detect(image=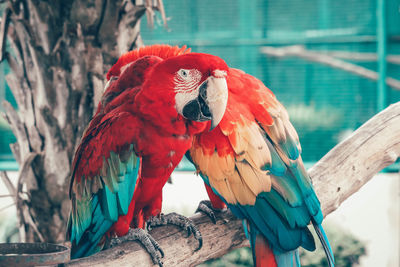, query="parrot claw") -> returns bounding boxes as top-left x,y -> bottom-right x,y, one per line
196,200 -> 218,224
147,212 -> 203,251
108,228 -> 164,266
